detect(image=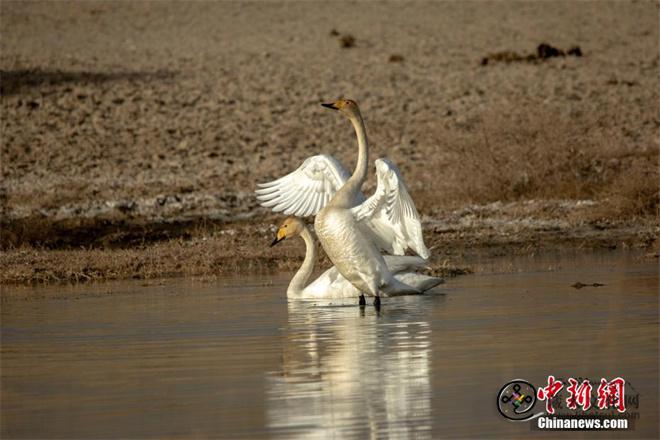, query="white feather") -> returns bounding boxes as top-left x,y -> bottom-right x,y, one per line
256,155 -> 430,259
